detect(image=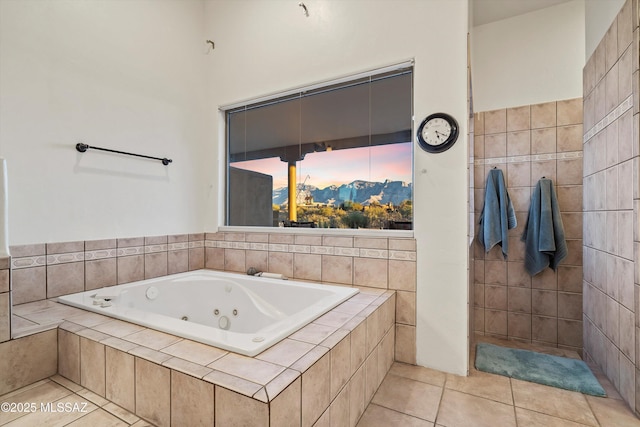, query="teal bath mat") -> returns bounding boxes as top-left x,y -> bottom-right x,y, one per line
475,343 -> 606,397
